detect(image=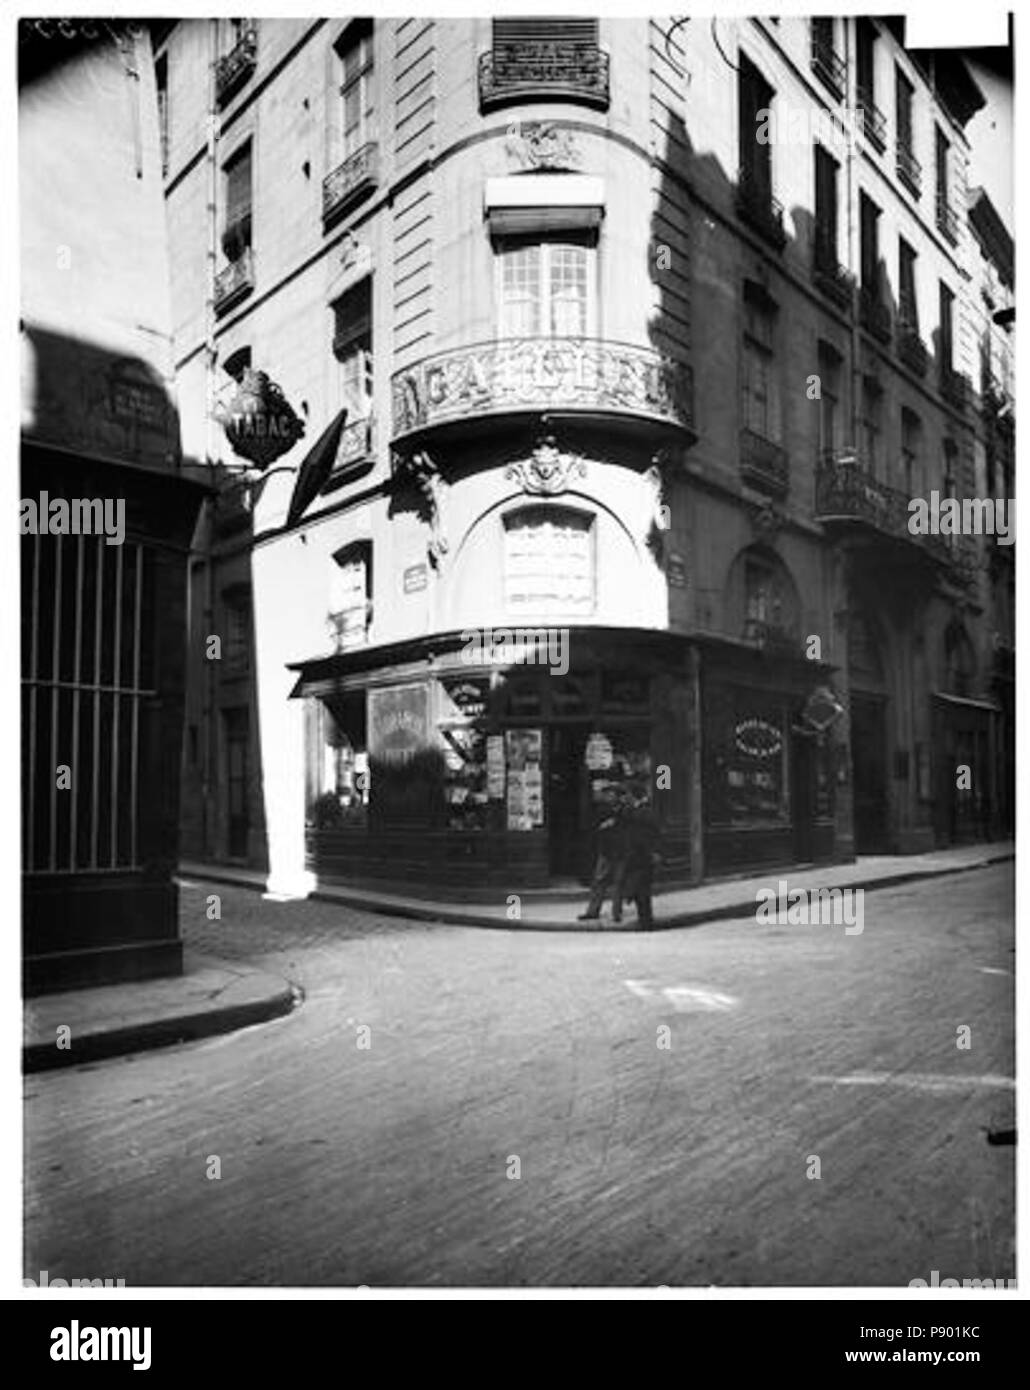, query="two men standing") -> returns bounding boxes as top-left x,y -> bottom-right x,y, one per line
578,783 -> 659,928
